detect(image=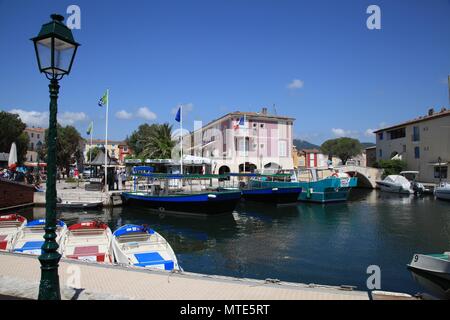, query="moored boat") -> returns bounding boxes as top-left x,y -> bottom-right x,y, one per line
241,186 -> 302,204
249,169 -> 357,203
0,214 -> 27,251
61,220 -> 113,263
122,190 -> 242,215
376,175 -> 413,194
56,200 -> 103,210
11,219 -> 67,255
408,252 -> 450,281
112,224 -> 179,271
435,182 -> 450,200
